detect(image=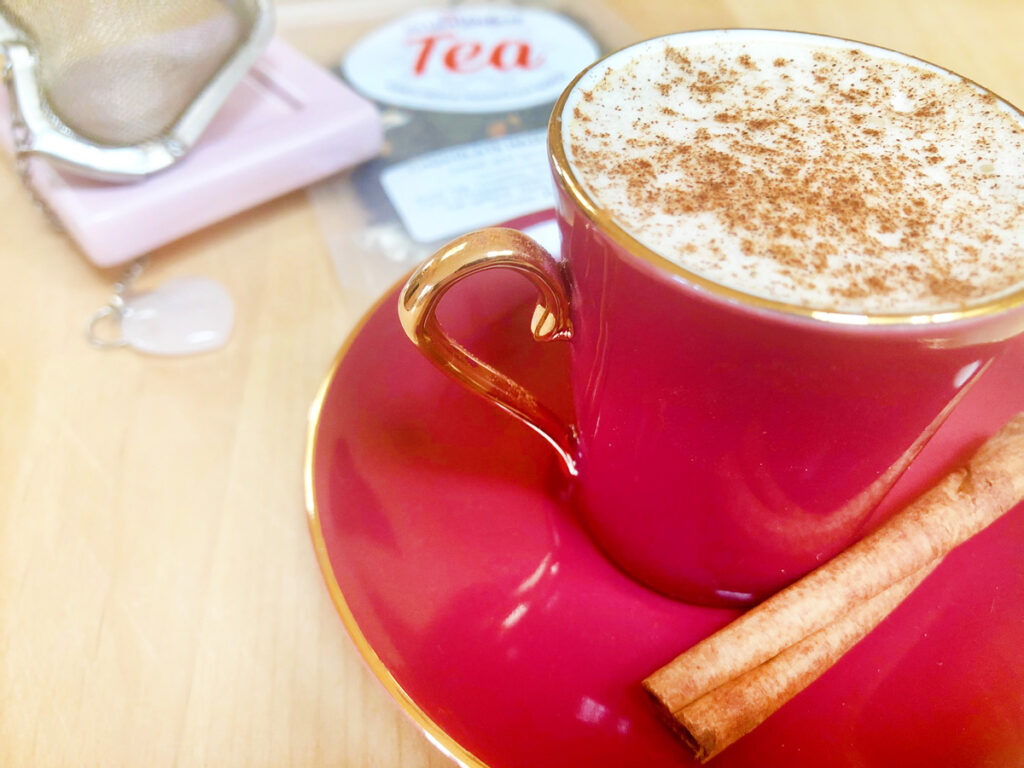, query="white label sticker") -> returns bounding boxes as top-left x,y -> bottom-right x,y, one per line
343,6 -> 600,113
379,129 -> 553,243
